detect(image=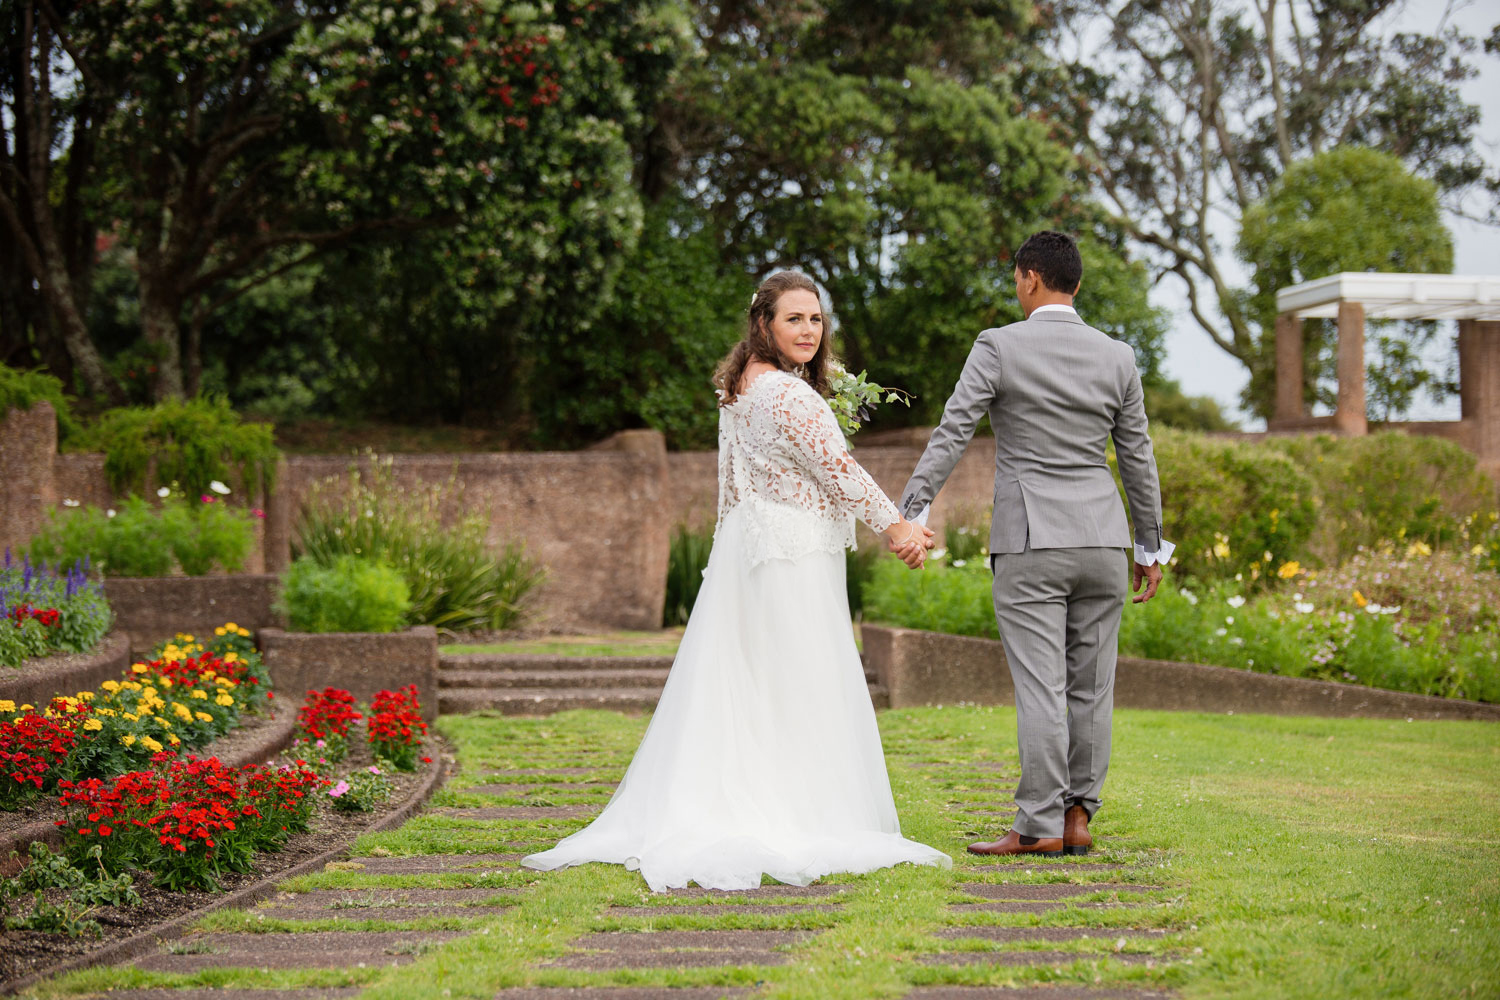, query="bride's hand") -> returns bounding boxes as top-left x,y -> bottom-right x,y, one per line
885,519 -> 934,569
